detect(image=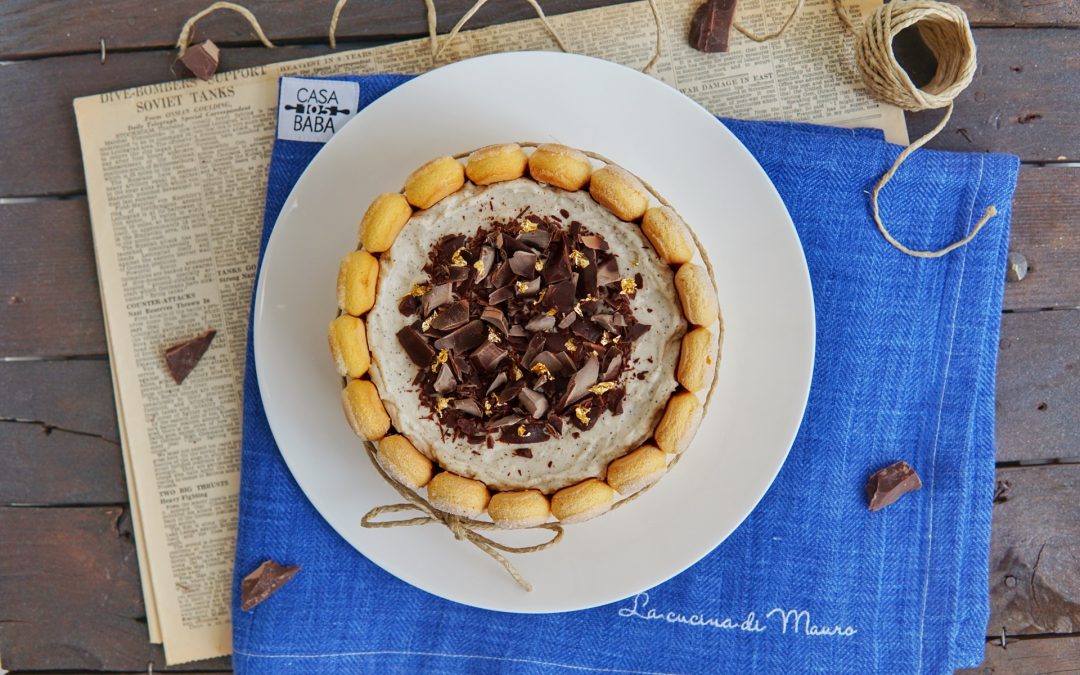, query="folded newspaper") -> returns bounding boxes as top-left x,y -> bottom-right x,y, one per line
73,0 -> 904,663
